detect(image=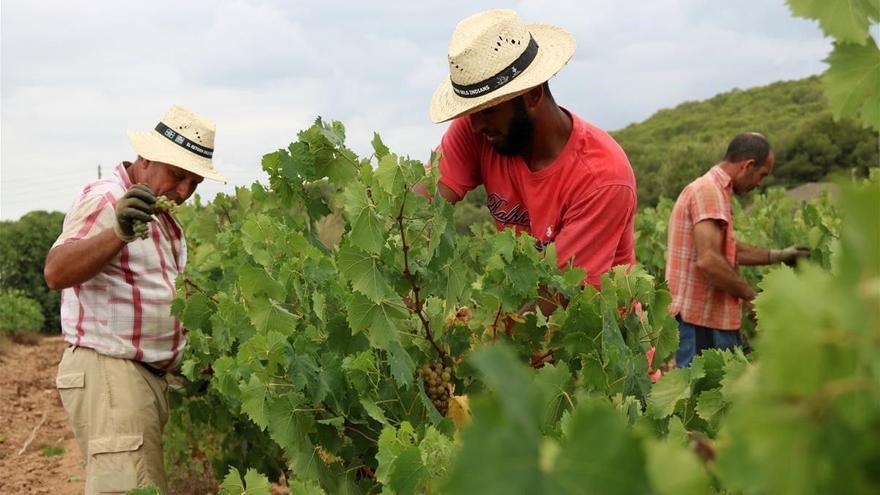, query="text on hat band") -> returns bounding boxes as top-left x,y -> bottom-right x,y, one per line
451,35 -> 539,99
155,122 -> 214,159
